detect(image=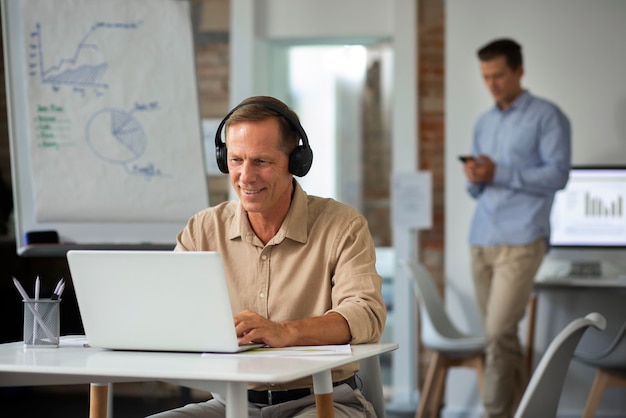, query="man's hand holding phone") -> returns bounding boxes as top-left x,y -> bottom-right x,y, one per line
460,154 -> 495,183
